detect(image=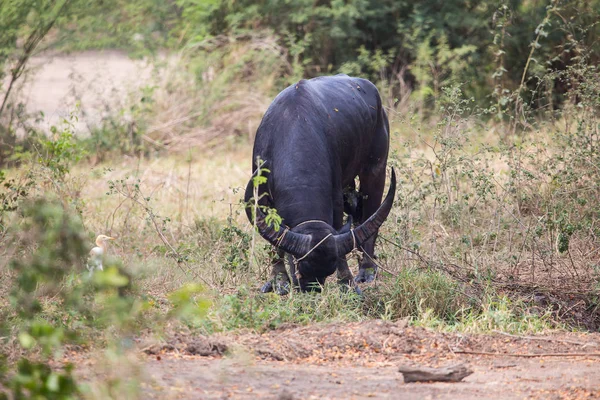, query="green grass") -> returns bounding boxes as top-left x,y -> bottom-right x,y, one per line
190,267 -> 558,335
200,284 -> 365,333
